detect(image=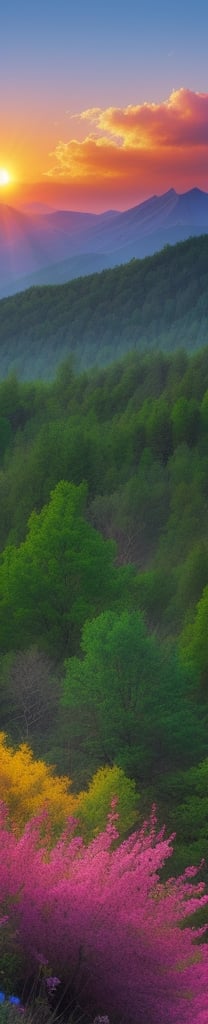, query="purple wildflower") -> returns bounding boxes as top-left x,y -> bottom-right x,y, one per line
46,977 -> 61,993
